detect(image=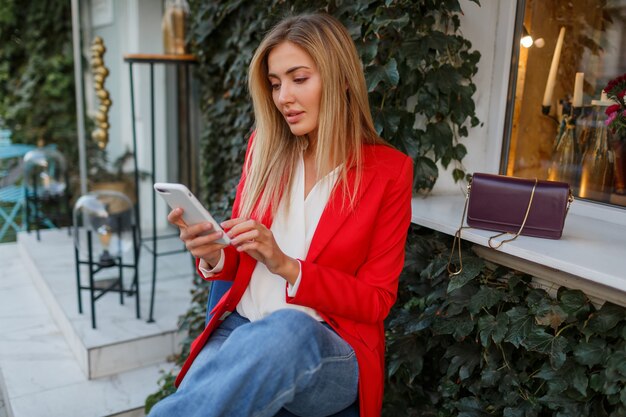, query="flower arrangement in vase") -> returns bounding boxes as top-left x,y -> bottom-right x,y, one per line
604,73 -> 626,195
